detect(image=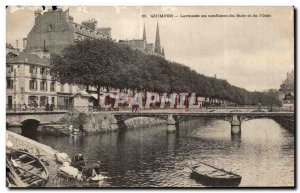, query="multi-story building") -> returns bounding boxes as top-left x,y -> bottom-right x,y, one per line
279,70 -> 294,111
25,8 -> 111,53
7,8 -> 169,110
6,8 -> 112,110
6,50 -> 80,110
